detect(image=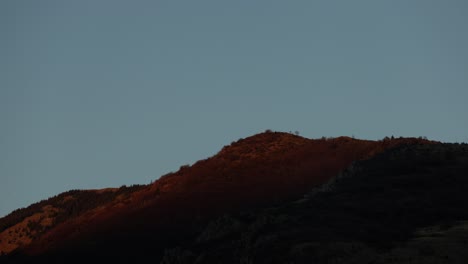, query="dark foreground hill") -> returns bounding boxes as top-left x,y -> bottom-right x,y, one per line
159,142 -> 468,264
2,132 -> 467,263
